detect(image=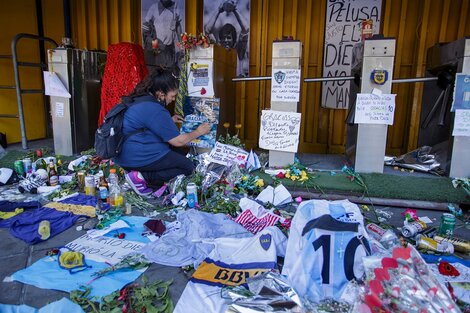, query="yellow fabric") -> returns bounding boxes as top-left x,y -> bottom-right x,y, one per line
0,208 -> 24,219
44,202 -> 96,217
